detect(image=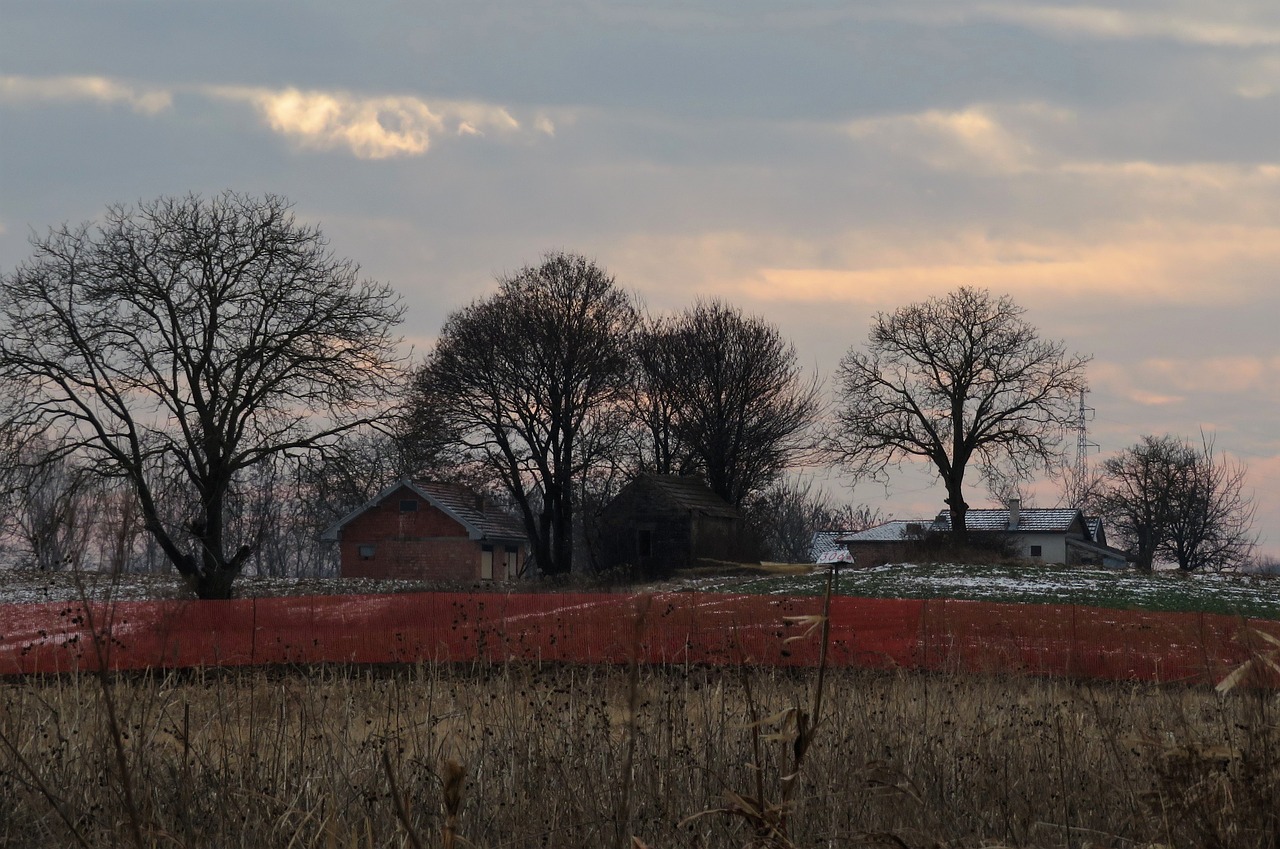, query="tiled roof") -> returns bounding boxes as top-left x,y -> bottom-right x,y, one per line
837,521 -> 932,543
809,531 -> 846,562
411,481 -> 528,541
320,479 -> 528,543
931,508 -> 1084,534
